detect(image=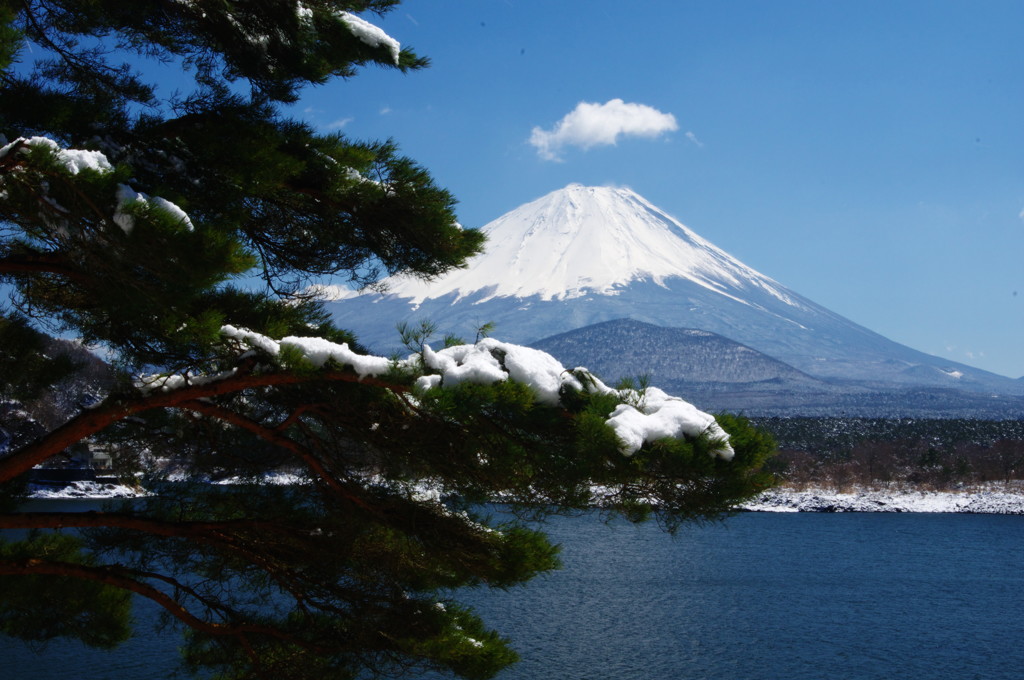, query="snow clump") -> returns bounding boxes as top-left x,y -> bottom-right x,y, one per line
213,327 -> 733,460
338,11 -> 401,64
606,387 -> 732,458
0,136 -> 195,235
418,339 -> 573,406
221,325 -> 390,378
114,184 -> 194,234
415,338 -> 733,460
0,136 -> 113,175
